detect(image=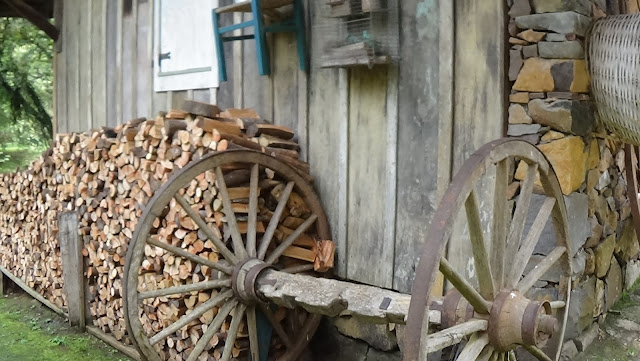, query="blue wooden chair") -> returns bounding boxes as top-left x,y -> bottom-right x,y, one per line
212,0 -> 307,82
